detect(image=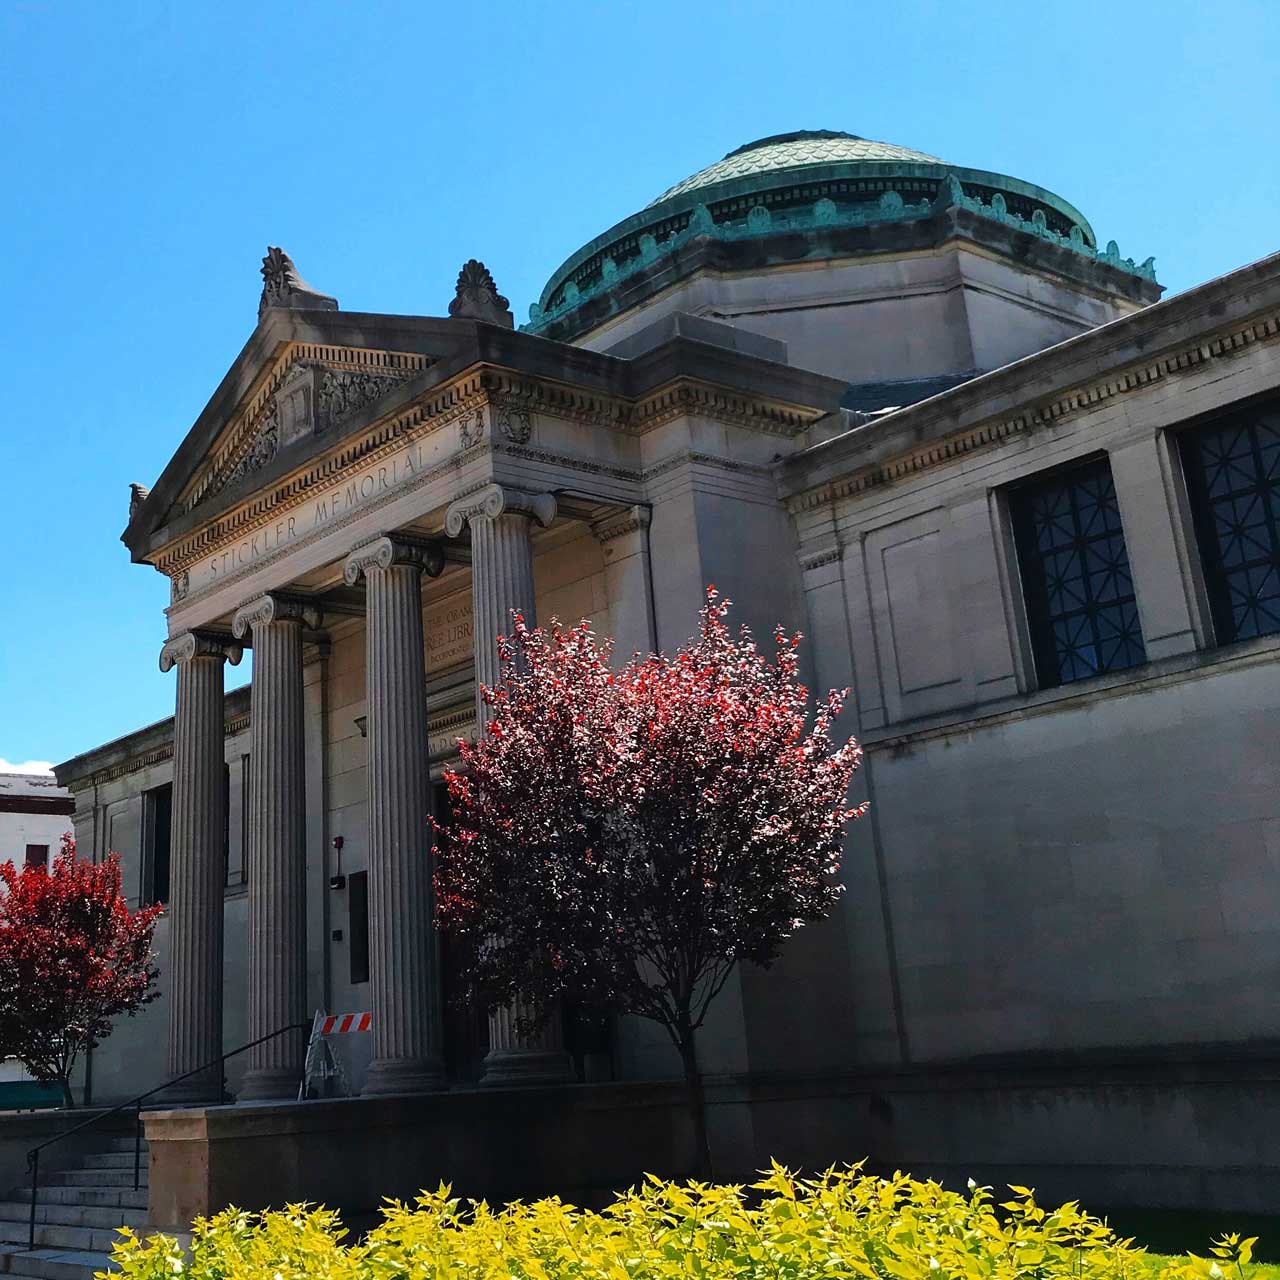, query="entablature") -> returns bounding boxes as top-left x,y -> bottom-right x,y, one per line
127,309 -> 843,622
